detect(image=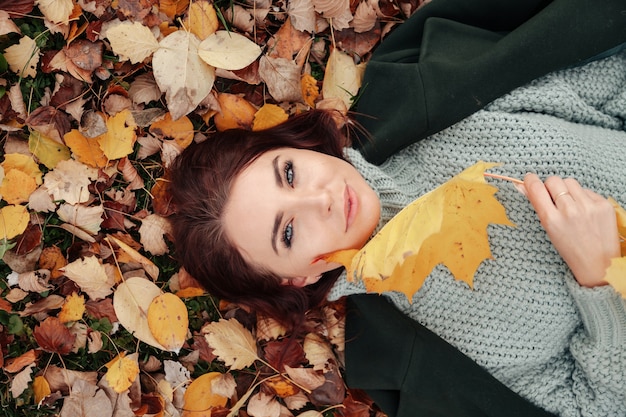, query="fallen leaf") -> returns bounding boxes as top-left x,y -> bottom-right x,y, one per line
0,153 -> 43,204
34,317 -> 76,355
61,256 -> 114,300
284,365 -> 325,391
0,10 -> 21,36
147,292 -> 189,353
59,292 -> 86,323
97,109 -> 137,160
28,130 -> 71,169
4,349 -> 38,373
10,363 -> 35,398
247,392 -> 281,417
301,73 -> 319,108
264,376 -> 299,398
303,333 -> 334,372
4,36 -> 40,78
113,277 -> 166,350
18,269 -> 52,293
198,31 -> 261,71
106,234 -> 159,280
326,162 -> 515,301
153,29 -> 215,120
56,203 -> 104,236
33,375 -> 52,405
182,372 -> 229,416
258,55 -> 302,103
605,257 -> 626,298
118,157 -> 144,190
287,0 -> 316,33
59,378 -> 112,417
352,0 -> 378,33
35,0 -> 74,24
252,103 -> 288,131
105,352 -> 140,393
213,93 -> 256,131
105,20 -> 159,64
0,205 -> 30,240
149,112 -> 194,148
203,318 -> 259,369
186,0 -> 218,40
39,245 -> 67,279
139,214 -> 172,256
322,48 -> 360,110
43,158 -> 97,205
64,129 -> 109,168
